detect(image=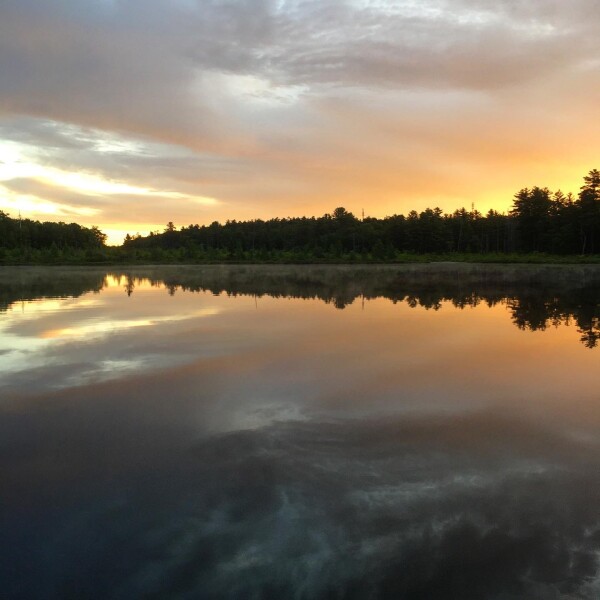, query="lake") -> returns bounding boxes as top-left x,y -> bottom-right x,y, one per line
1,264 -> 600,599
